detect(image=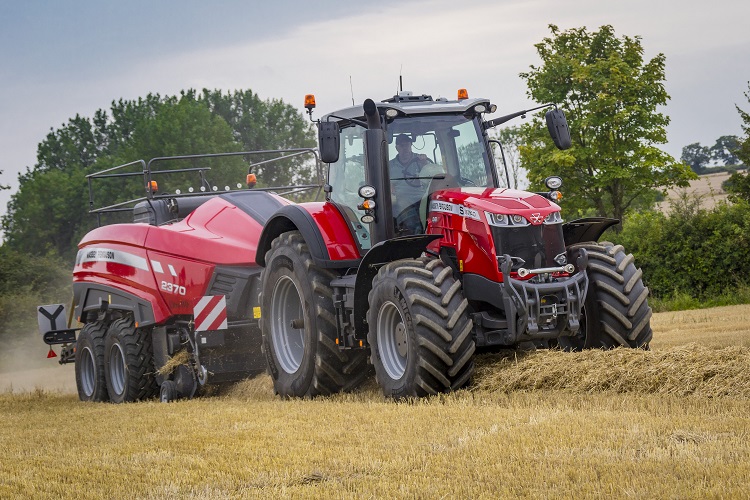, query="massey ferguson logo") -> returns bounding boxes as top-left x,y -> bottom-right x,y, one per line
530,213 -> 544,225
